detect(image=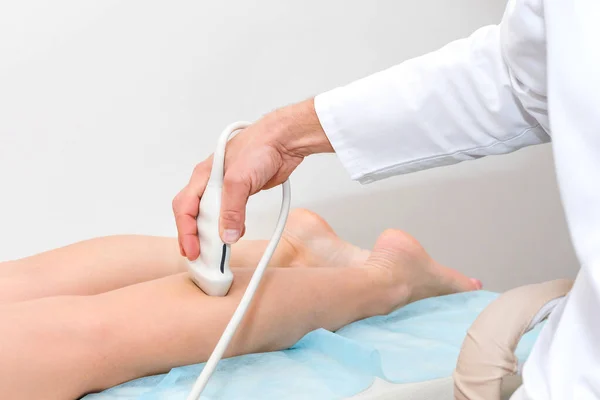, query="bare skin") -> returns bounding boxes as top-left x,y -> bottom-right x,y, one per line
173,99 -> 327,258
0,210 -> 370,304
0,209 -> 480,399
